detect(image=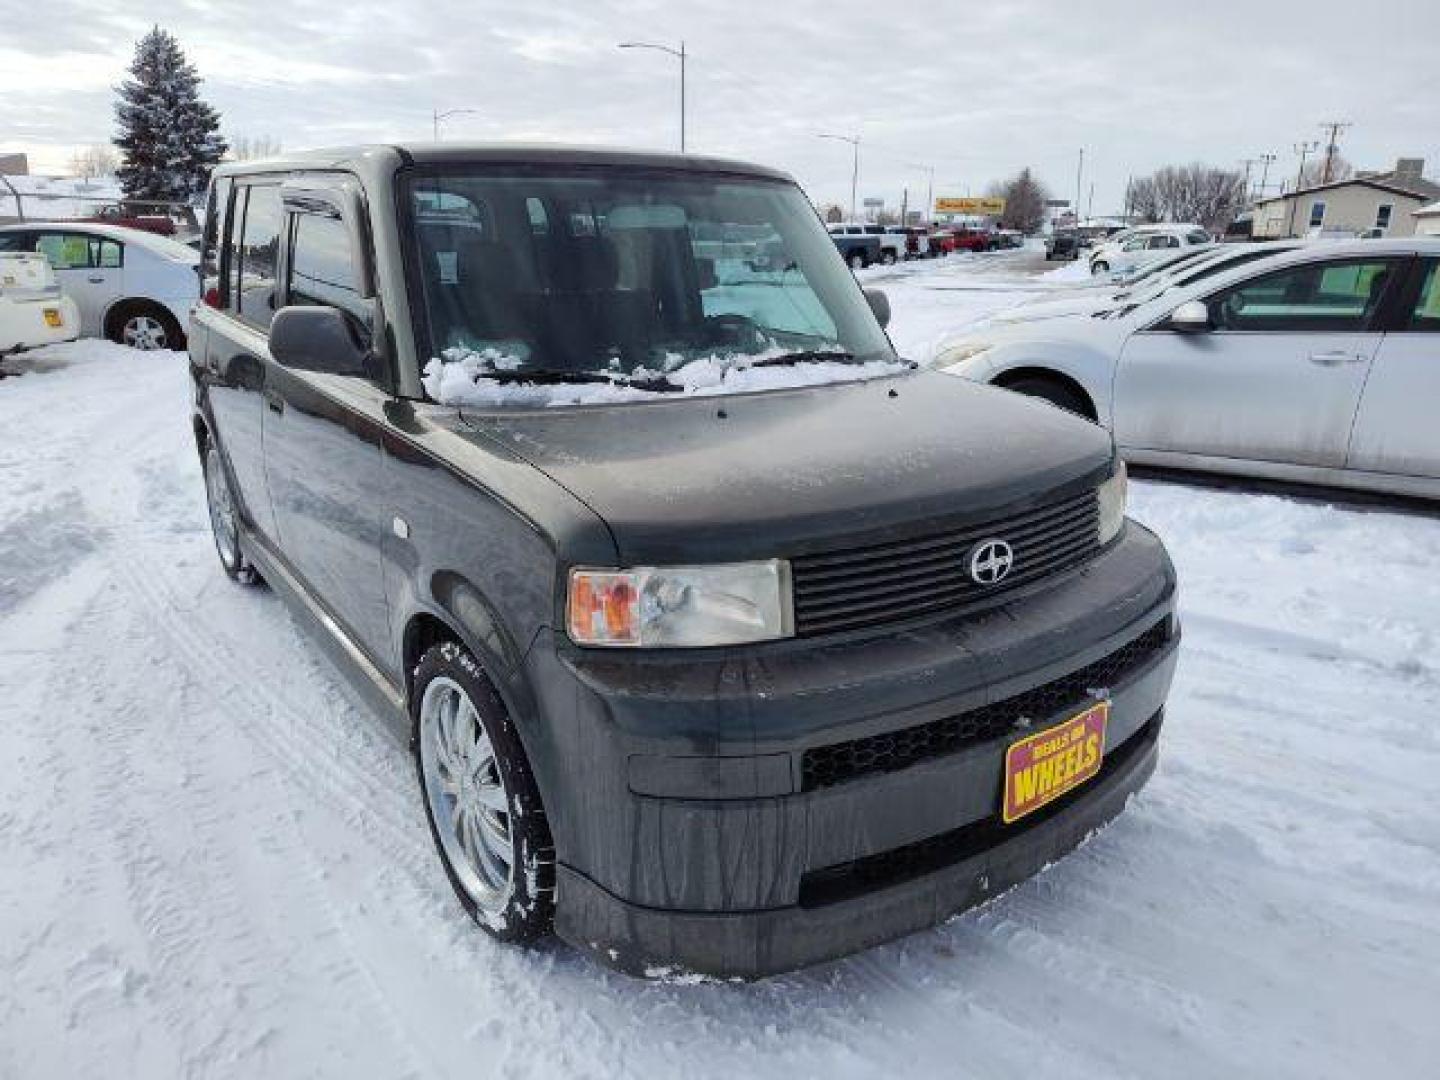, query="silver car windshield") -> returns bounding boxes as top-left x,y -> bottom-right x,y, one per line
402,167 -> 894,380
